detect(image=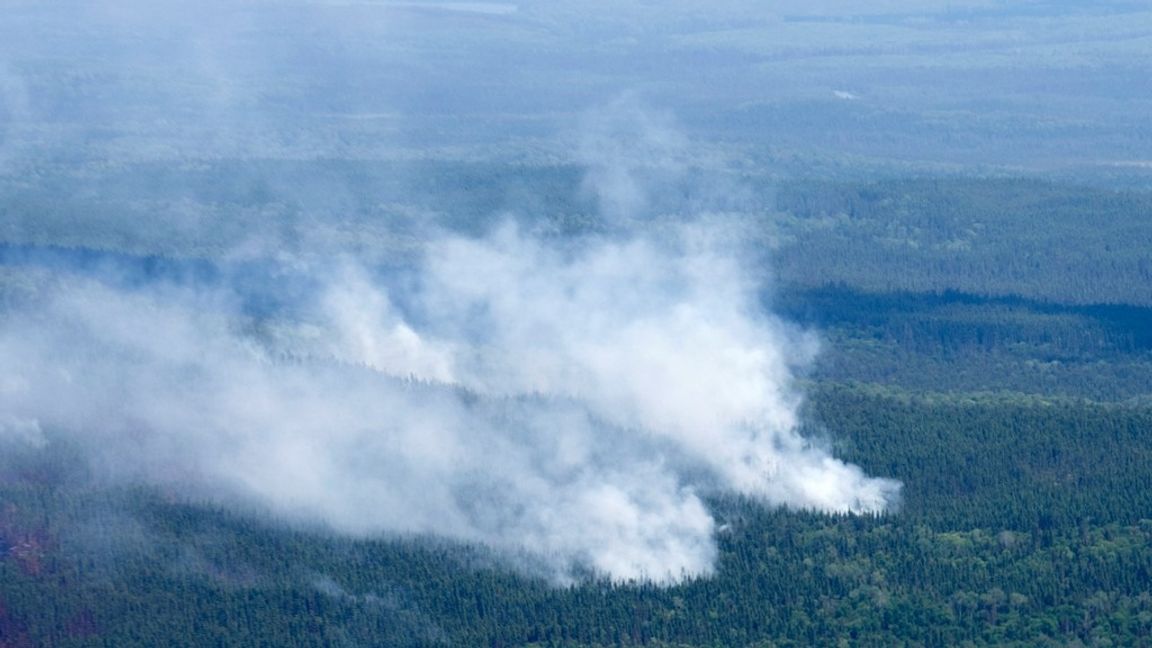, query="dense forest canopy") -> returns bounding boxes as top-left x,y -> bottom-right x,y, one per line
2,0 -> 1152,646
